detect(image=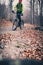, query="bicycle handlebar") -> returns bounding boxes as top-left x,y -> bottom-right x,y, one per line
12,10 -> 23,16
